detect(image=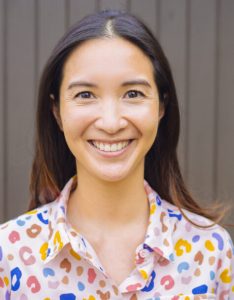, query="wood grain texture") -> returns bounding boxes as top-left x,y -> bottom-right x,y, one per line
69,0 -> 97,26
37,0 -> 66,79
0,0 -> 4,221
0,0 -> 233,241
186,0 -> 217,204
98,0 -> 128,11
5,0 -> 36,220
130,0 -> 159,37
159,0 -> 187,176
217,0 -> 234,235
